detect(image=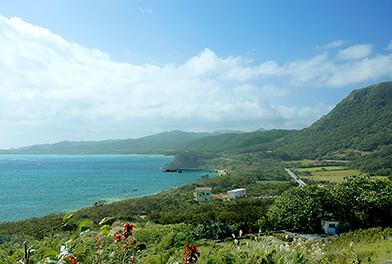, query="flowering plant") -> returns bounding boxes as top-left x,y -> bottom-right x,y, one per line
183,244 -> 200,263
